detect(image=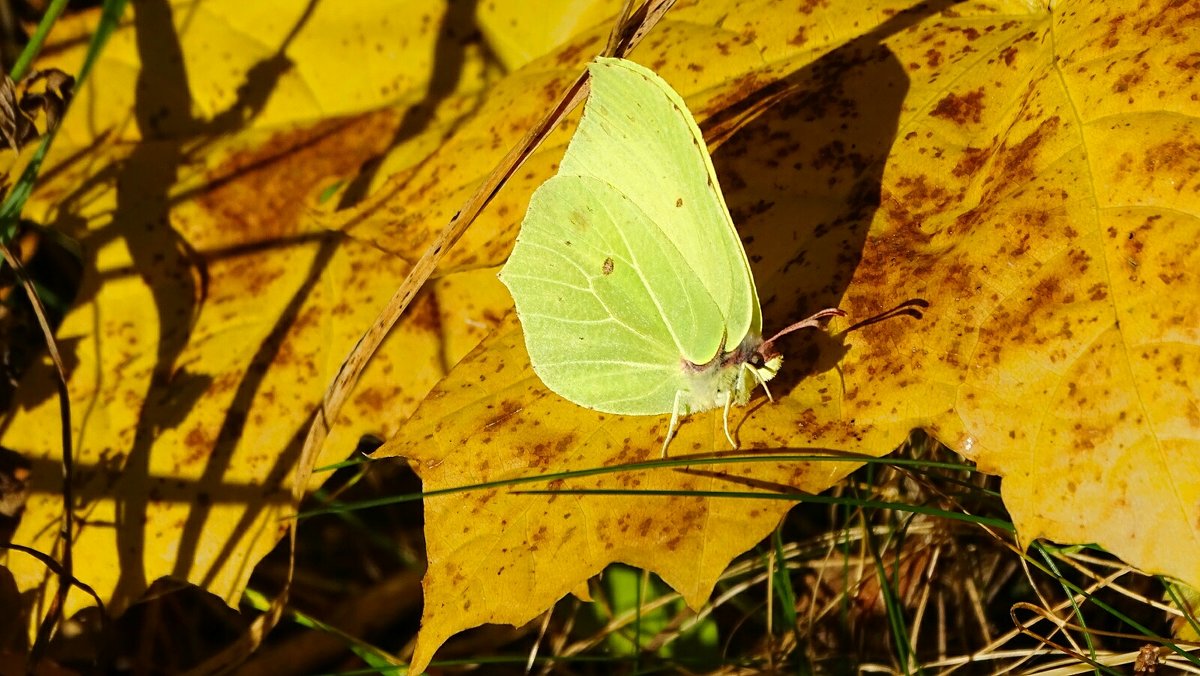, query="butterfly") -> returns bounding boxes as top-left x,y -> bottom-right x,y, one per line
499,57 -> 843,455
